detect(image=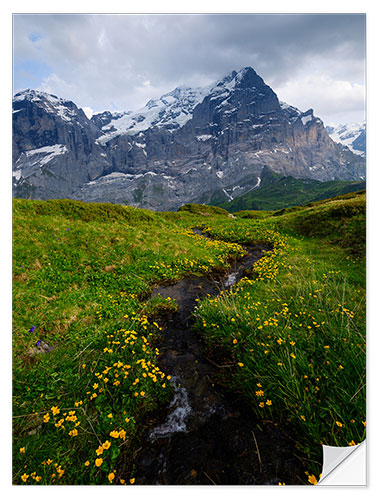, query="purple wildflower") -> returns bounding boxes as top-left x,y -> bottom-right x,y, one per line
28,326 -> 36,333
35,340 -> 41,346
